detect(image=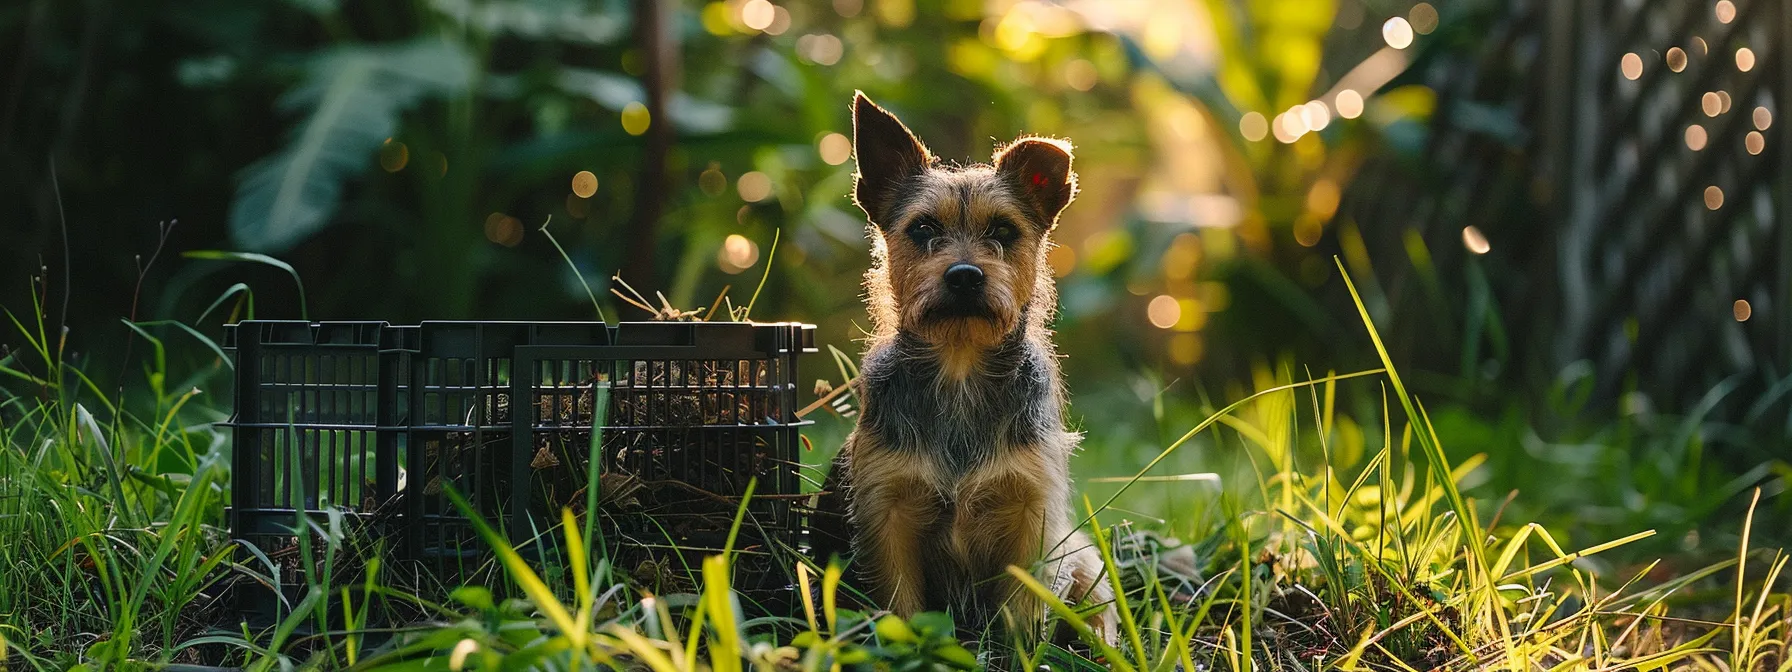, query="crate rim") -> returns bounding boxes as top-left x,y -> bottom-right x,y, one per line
224,319 -> 817,326
223,319 -> 818,352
